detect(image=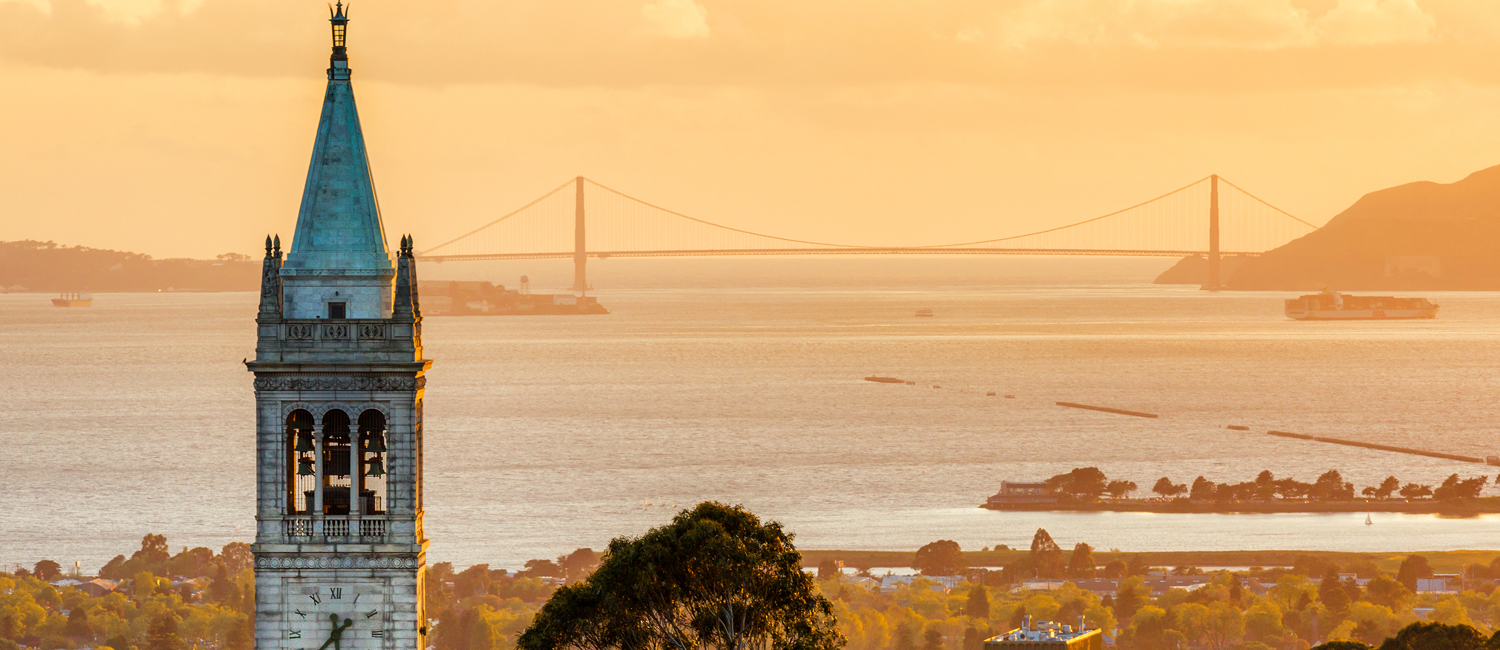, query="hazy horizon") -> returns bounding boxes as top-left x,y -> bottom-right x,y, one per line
6,0 -> 1500,260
